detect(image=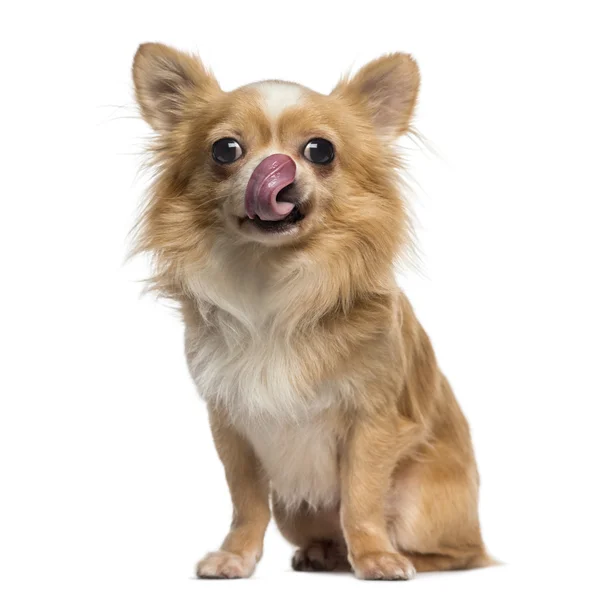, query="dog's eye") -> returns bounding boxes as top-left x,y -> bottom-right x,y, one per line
303,138 -> 334,165
212,138 -> 243,164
